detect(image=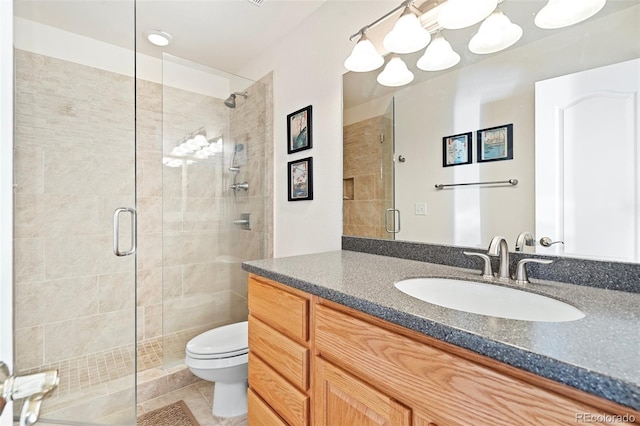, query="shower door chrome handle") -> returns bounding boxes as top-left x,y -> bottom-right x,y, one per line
113,207 -> 136,257
385,208 -> 401,234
